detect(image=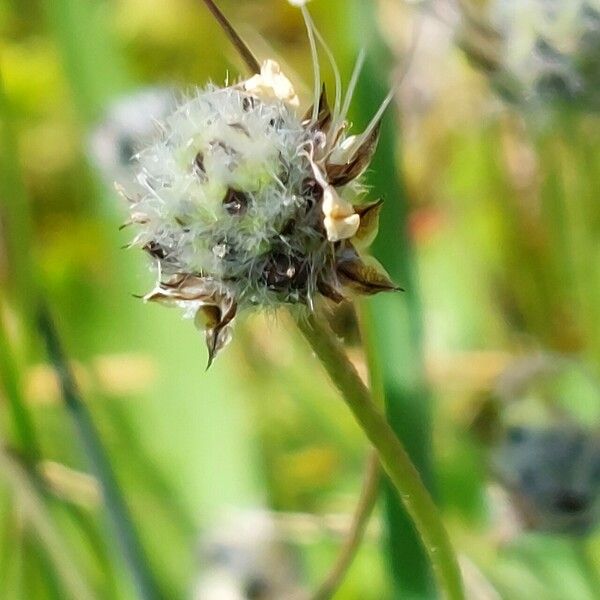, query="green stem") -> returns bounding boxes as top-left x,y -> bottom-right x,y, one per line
0,444 -> 95,600
37,305 -> 161,600
297,314 -> 464,600
311,450 -> 380,600
0,311 -> 41,461
0,70 -> 35,322
0,72 -> 41,461
2,61 -> 159,598
344,1 -> 437,593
